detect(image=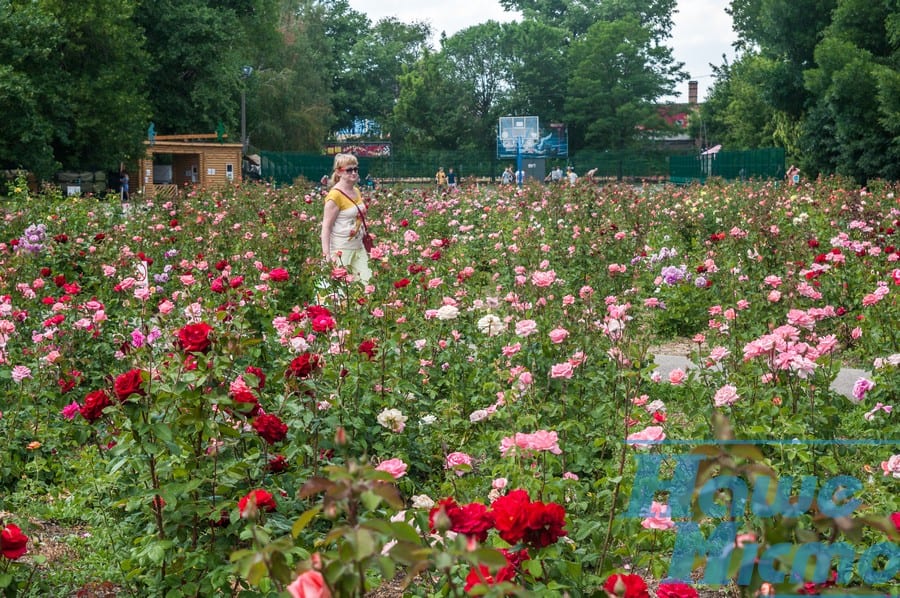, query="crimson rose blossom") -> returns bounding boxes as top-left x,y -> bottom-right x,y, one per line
268,267 -> 290,281
0,523 -> 29,560
252,413 -> 288,444
287,353 -> 321,378
357,339 -> 377,360
463,548 -> 528,592
113,368 -> 146,401
603,573 -> 650,598
656,583 -> 699,598
238,489 -> 277,518
178,322 -> 213,353
490,489 -> 532,544
80,389 -> 112,422
522,501 -> 568,548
